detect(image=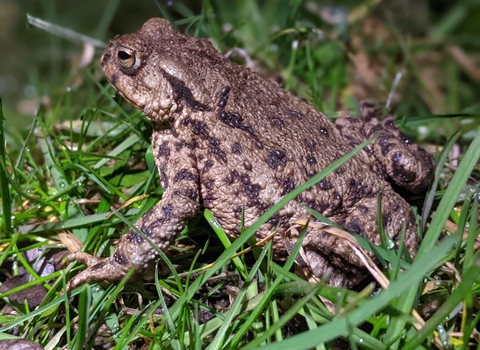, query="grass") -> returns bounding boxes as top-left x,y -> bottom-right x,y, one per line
1,0 -> 480,349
